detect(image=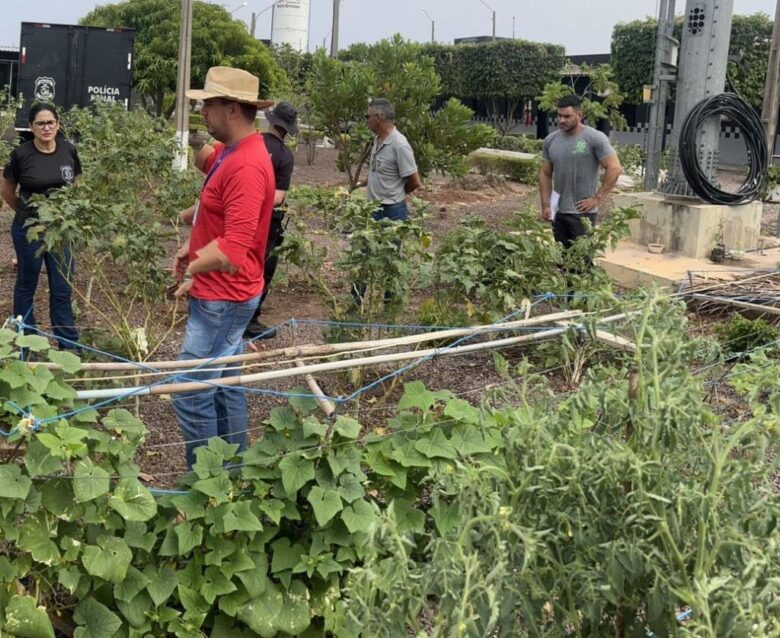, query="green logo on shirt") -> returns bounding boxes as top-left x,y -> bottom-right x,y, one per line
573,140 -> 587,155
